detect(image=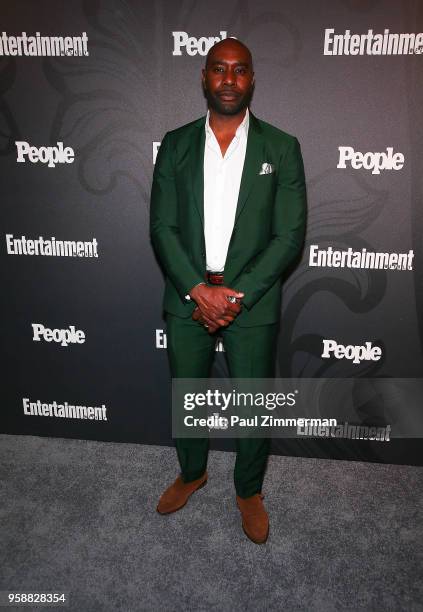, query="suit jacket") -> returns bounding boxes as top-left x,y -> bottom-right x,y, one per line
150,110 -> 307,327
